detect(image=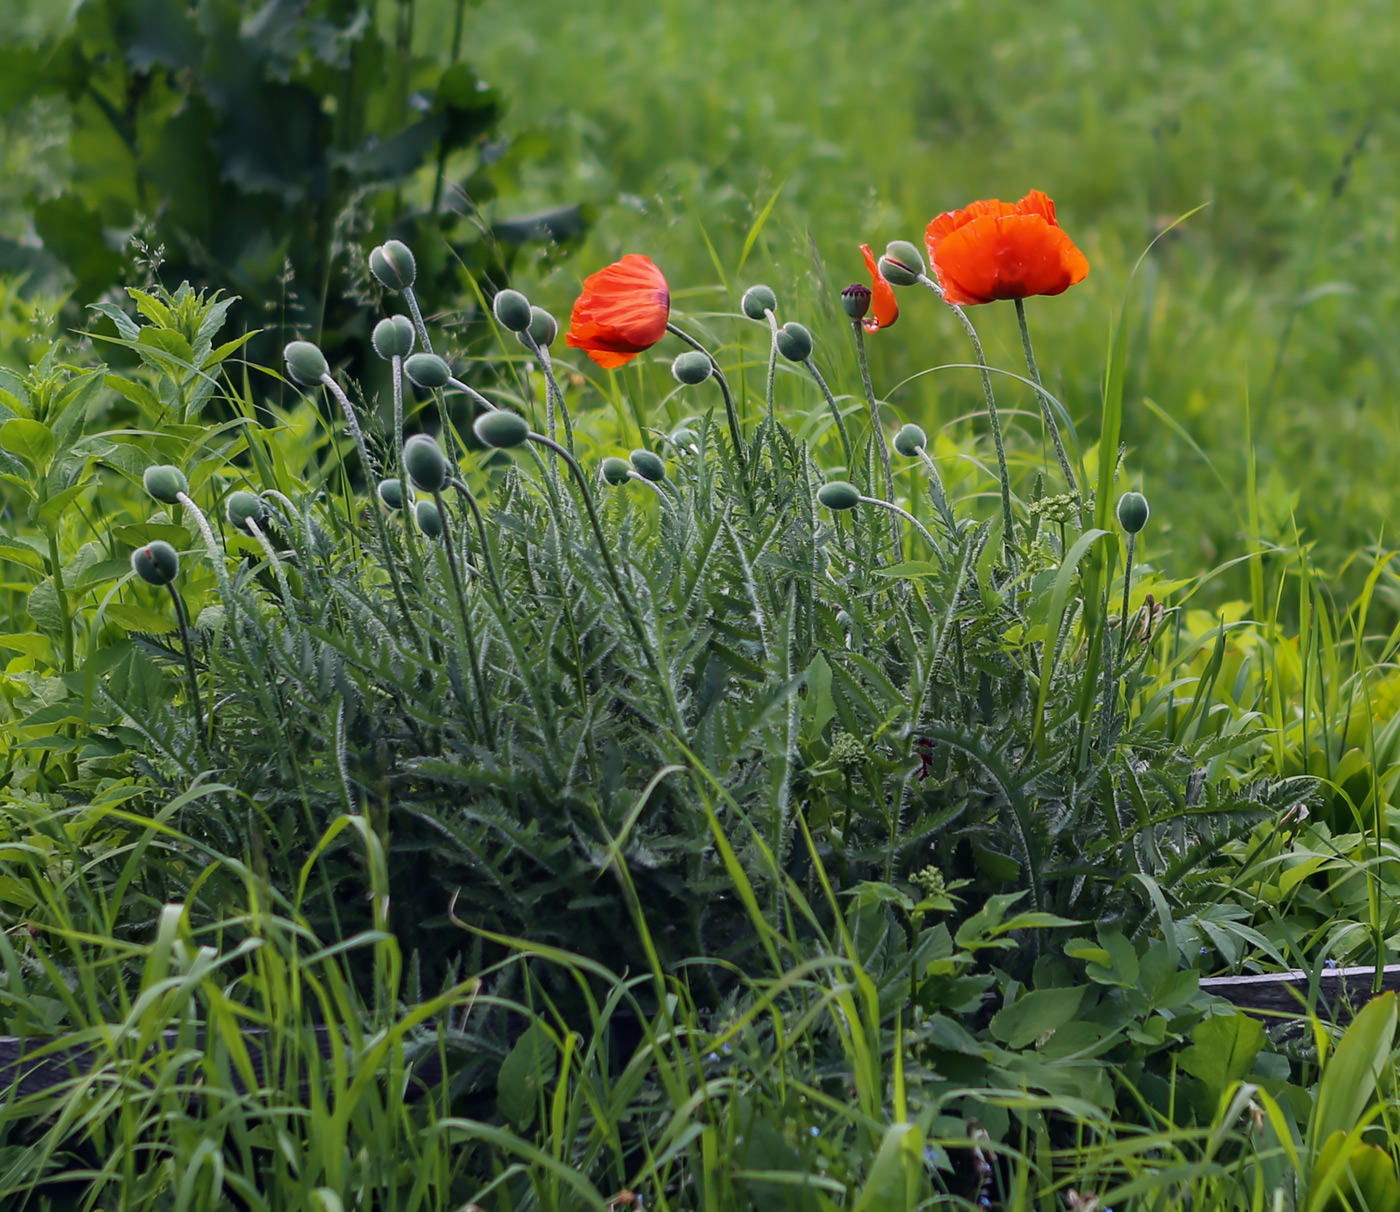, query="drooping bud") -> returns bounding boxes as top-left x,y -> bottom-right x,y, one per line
893,423 -> 927,457
131,540 -> 179,586
527,306 -> 558,348
881,240 -> 925,285
817,480 -> 861,511
775,322 -> 814,362
840,283 -> 872,321
493,289 -> 533,333
377,479 -> 408,510
225,490 -> 266,534
474,410 -> 531,449
403,433 -> 451,493
144,464 -> 189,505
671,351 -> 712,386
369,240 -> 417,291
284,340 -> 329,387
741,284 -> 777,320
670,427 -> 698,450
414,499 -> 444,539
1117,491 -> 1150,535
372,315 -> 416,360
404,353 -> 451,390
629,449 -> 666,482
601,457 -> 632,486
